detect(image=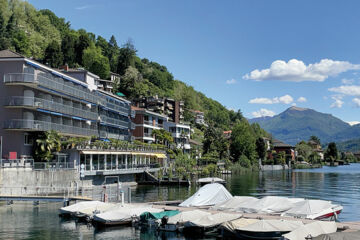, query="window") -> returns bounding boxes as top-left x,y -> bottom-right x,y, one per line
24,133 -> 33,146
